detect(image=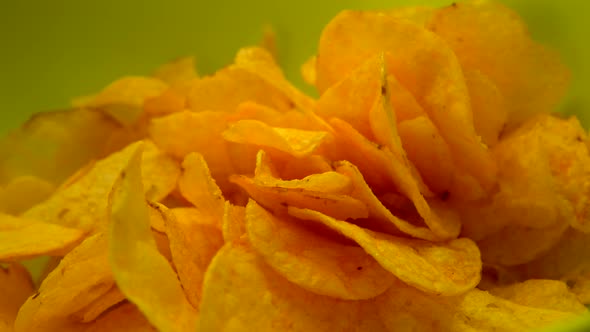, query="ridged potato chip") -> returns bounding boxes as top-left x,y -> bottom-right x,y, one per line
108,143 -> 197,332
427,0 -> 570,126
288,207 -> 481,295
198,240 -> 386,331
246,200 -> 395,300
0,214 -> 84,261
0,263 -> 34,331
